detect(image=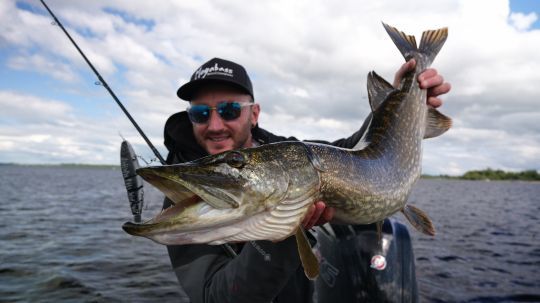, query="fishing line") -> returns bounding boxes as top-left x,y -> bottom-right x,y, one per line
40,0 -> 166,165
136,156 -> 159,166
